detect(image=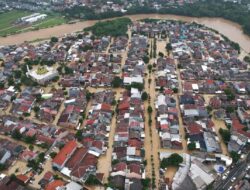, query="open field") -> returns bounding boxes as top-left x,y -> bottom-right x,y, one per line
0,10 -> 67,37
